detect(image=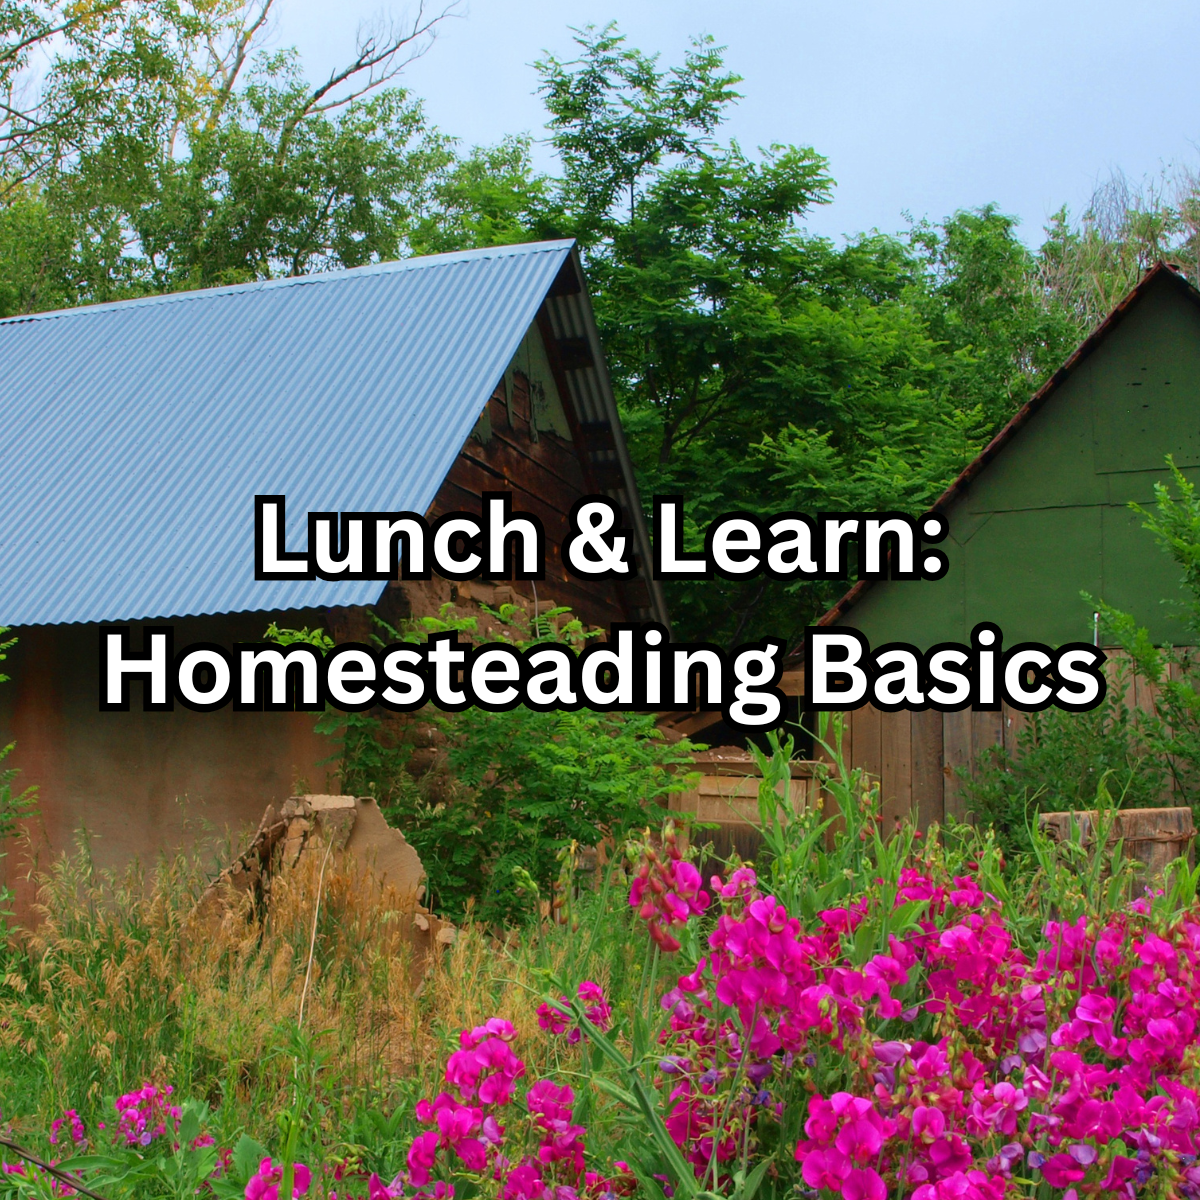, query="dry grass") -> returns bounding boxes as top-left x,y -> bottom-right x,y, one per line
0,833 -> 638,1150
